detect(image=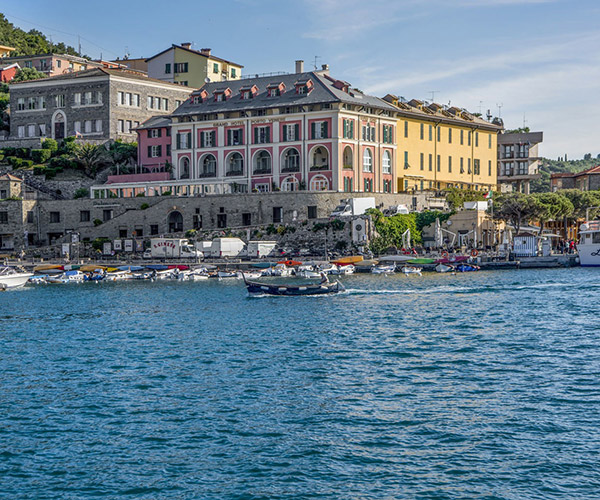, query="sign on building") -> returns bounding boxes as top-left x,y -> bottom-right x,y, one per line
124,240 -> 134,252
103,242 -> 112,255
113,239 -> 122,251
